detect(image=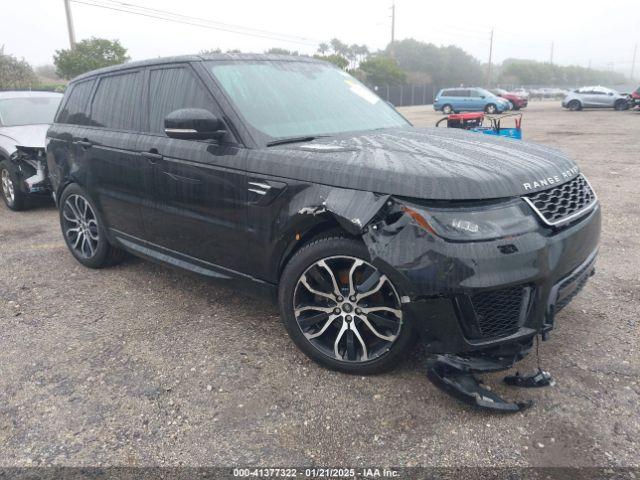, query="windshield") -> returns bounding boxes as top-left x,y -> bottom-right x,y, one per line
0,96 -> 62,126
207,60 -> 409,141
